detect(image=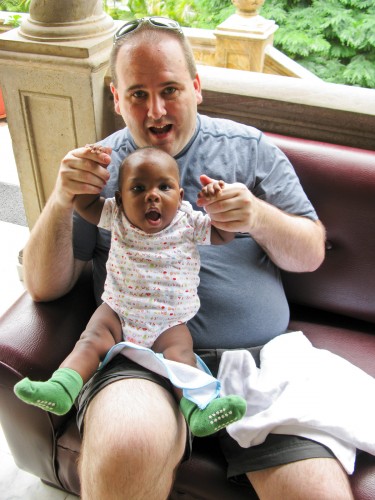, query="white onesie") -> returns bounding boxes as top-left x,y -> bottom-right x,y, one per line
98,199 -> 211,347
